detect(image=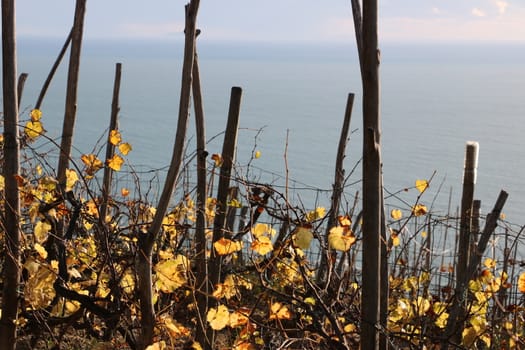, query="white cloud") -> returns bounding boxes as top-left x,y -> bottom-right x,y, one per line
471,8 -> 487,17
494,0 -> 508,14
